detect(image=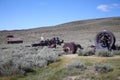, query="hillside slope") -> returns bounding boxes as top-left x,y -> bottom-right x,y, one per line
0,17 -> 120,45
